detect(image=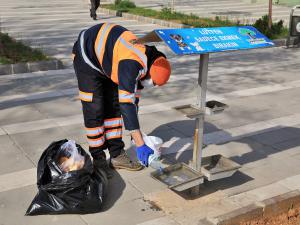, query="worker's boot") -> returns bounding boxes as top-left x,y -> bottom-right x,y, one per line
93,157 -> 114,179
110,150 -> 143,171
